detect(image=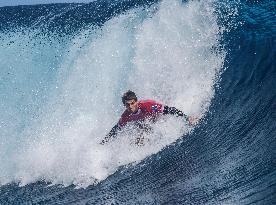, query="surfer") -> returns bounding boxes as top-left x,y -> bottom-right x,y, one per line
101,90 -> 198,144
